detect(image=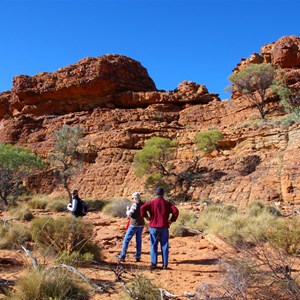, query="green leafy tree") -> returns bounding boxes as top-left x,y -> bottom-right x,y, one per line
0,143 -> 46,206
133,132 -> 223,199
194,130 -> 223,154
134,137 -> 176,177
48,125 -> 84,202
228,63 -> 277,119
134,137 -> 176,192
272,70 -> 300,117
